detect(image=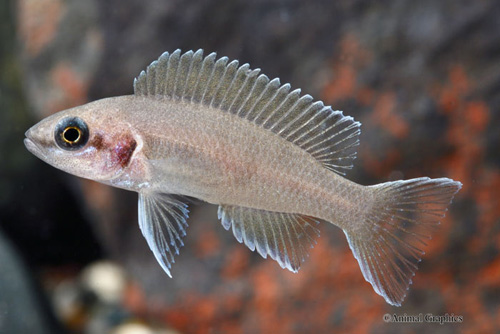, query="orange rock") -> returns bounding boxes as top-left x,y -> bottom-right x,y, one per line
17,0 -> 65,56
